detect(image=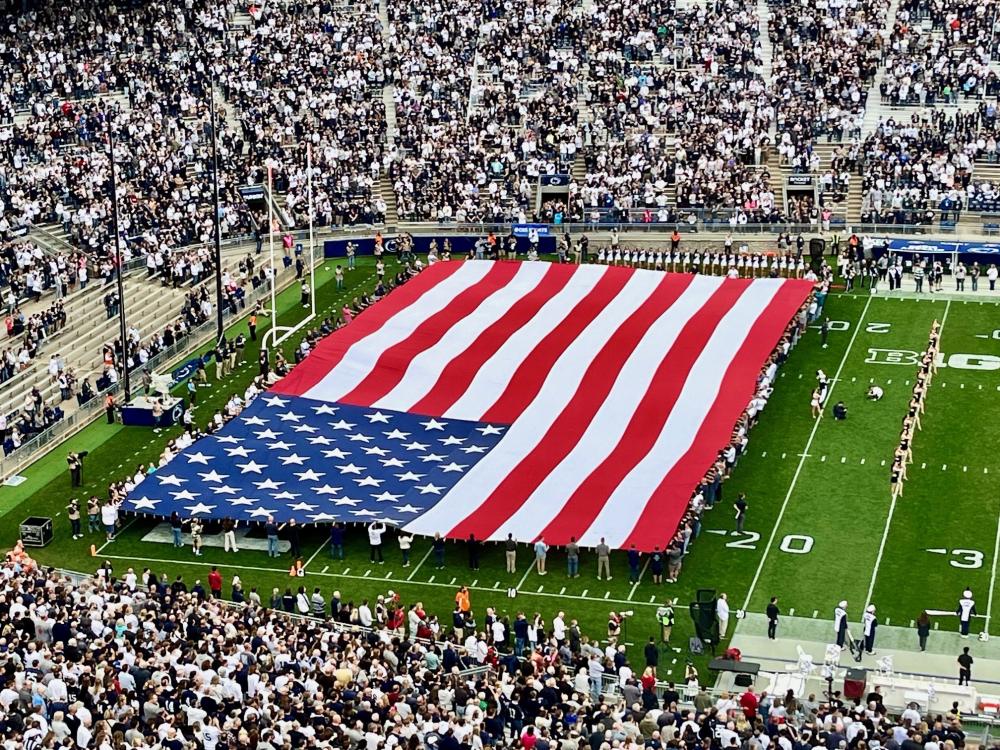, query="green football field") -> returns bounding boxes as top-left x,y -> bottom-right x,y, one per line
4,254 -> 1000,680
